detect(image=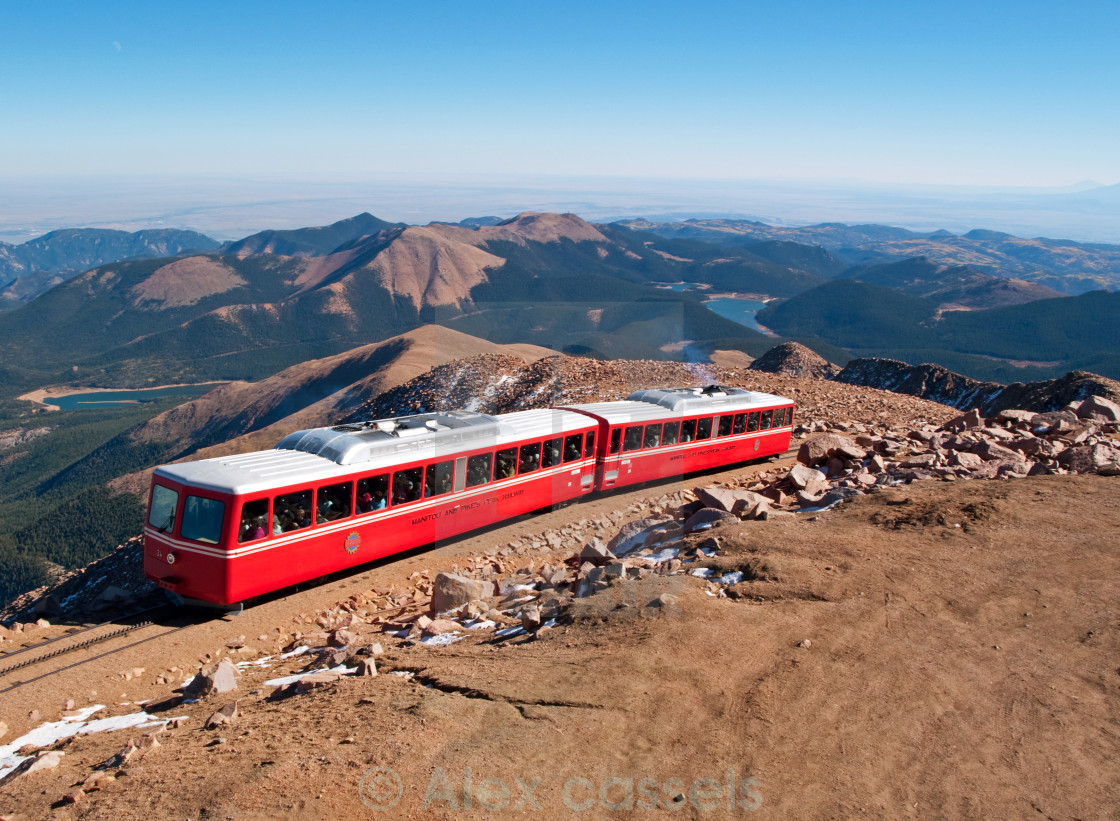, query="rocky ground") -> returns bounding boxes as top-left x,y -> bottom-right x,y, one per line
2,362 -> 1119,819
